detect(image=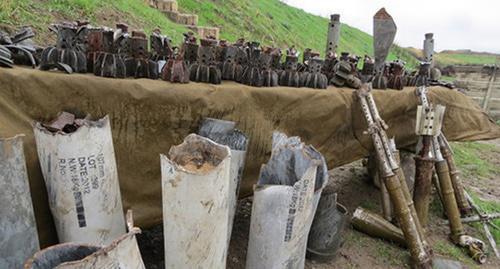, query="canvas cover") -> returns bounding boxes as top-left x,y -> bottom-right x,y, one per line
0,67 -> 499,246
